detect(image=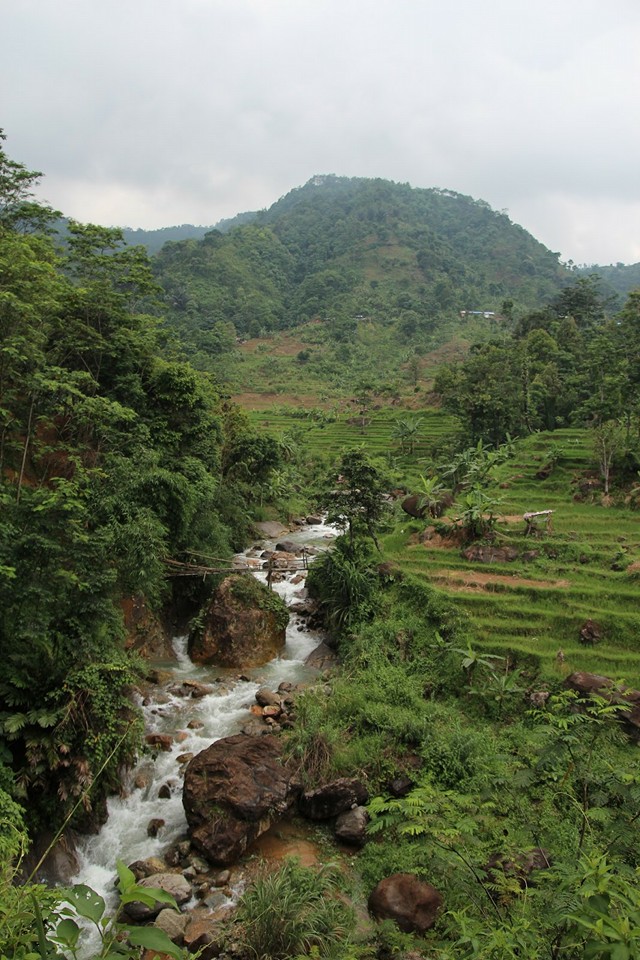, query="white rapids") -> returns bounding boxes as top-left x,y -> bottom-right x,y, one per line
72,520 -> 336,908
